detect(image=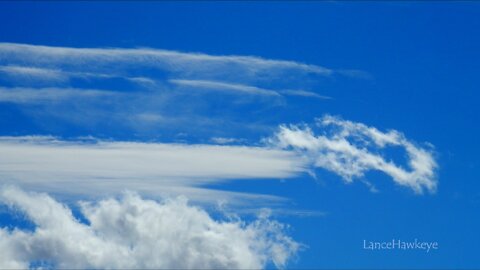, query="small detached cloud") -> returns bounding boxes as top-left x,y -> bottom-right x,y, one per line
267,115 -> 437,194
0,186 -> 300,269
210,137 -> 246,145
